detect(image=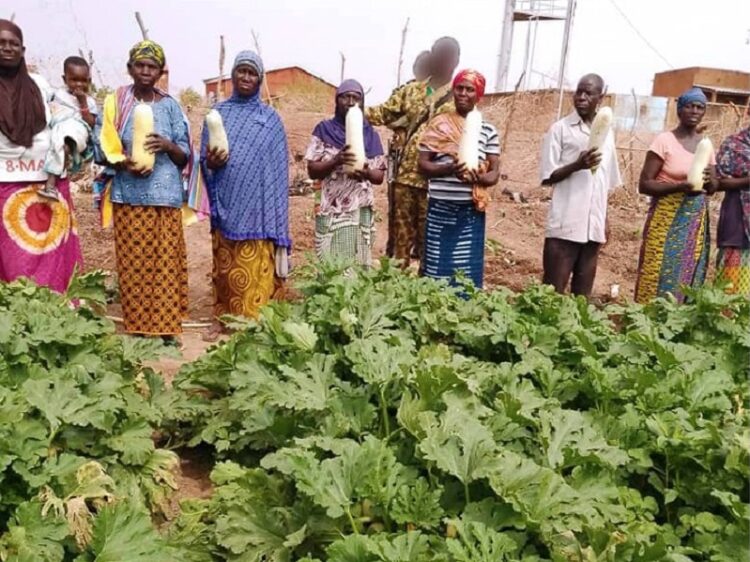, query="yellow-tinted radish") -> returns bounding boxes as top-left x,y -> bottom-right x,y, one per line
131,104 -> 155,172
